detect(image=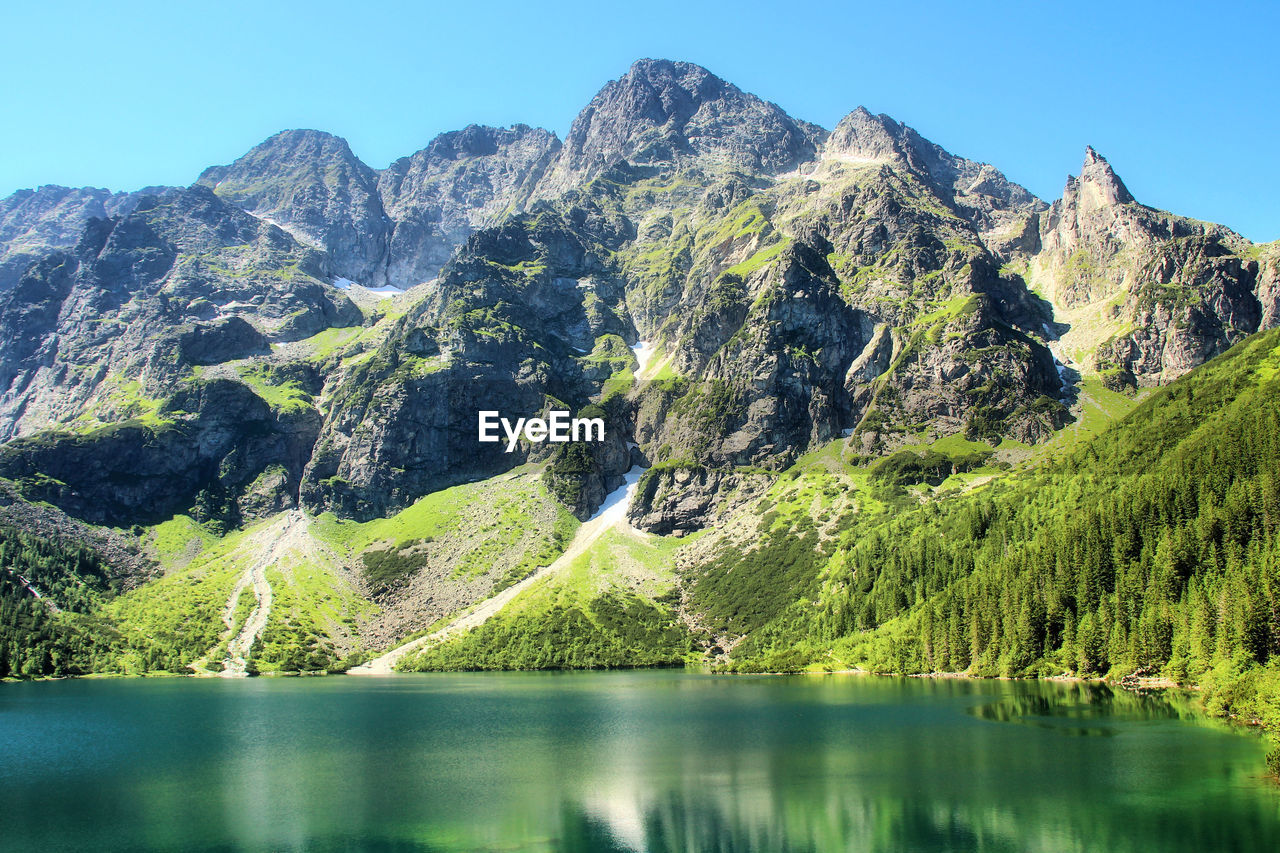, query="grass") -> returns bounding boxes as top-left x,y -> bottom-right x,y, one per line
722,241 -> 787,279
235,364 -> 314,414
505,526 -> 687,620
1013,379 -> 1143,465
297,326 -> 365,360
105,523 -> 258,665
150,514 -> 216,566
313,465 -> 581,592
397,524 -> 697,671
65,376 -> 172,432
